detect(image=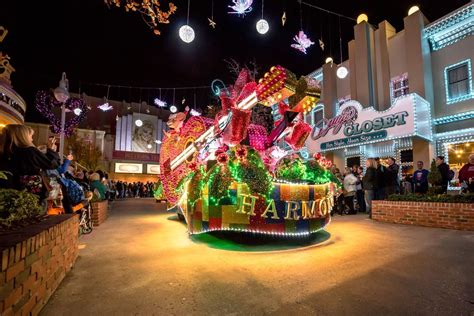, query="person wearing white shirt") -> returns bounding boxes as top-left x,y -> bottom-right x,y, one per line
343,167 -> 358,214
